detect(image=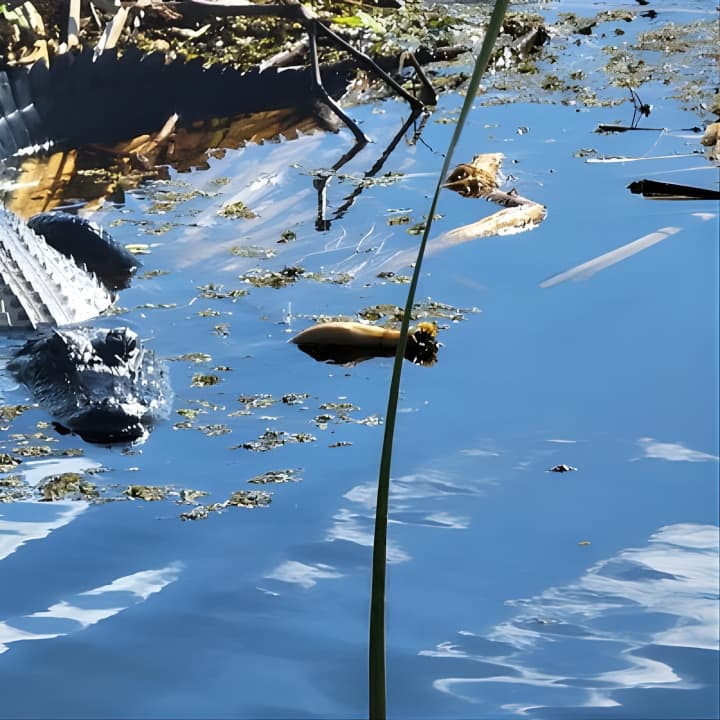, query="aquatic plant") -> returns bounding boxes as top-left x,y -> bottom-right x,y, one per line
368,1 -> 510,718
